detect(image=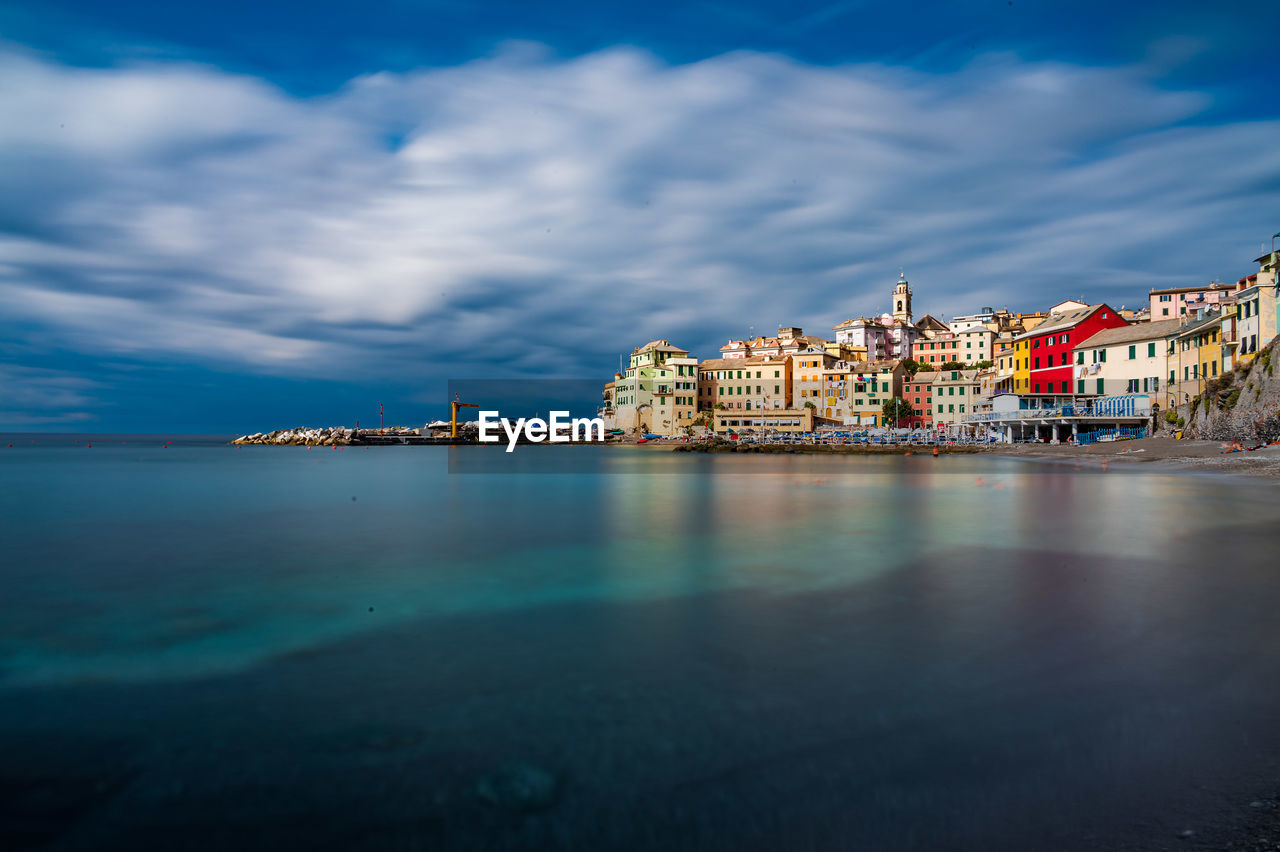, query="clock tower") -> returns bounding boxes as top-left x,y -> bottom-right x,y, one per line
892,270 -> 912,324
